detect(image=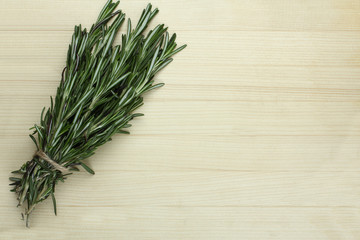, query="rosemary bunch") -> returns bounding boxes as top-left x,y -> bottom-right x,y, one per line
9,0 -> 186,226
